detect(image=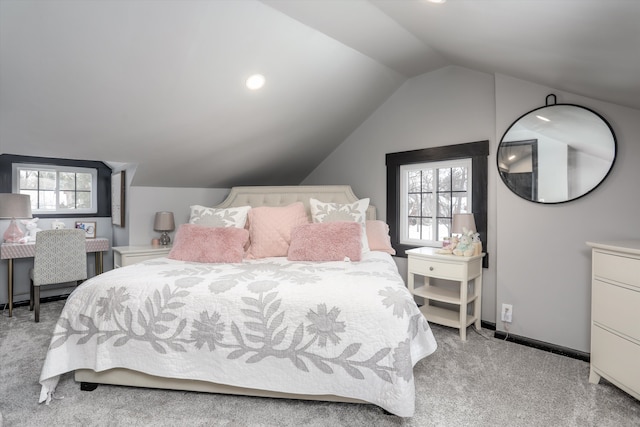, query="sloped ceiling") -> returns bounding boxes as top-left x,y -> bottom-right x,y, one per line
1,0 -> 638,188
